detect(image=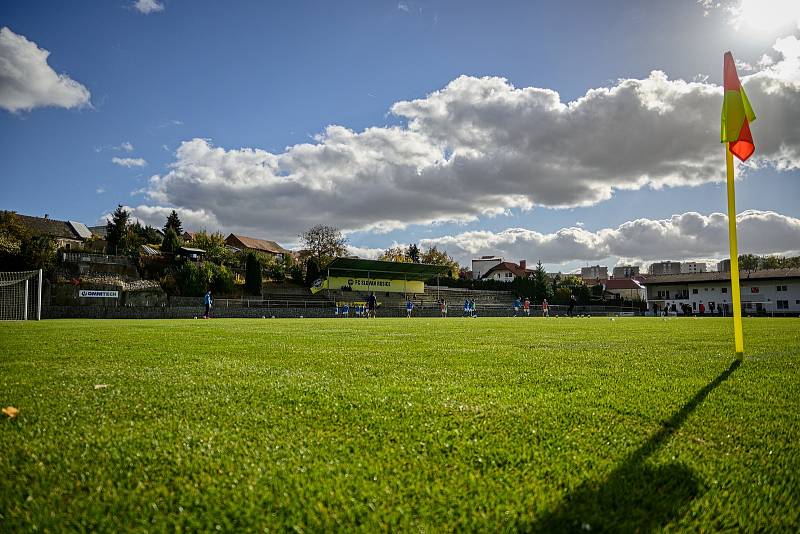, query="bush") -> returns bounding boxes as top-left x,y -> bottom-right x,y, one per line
212,264 -> 236,295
